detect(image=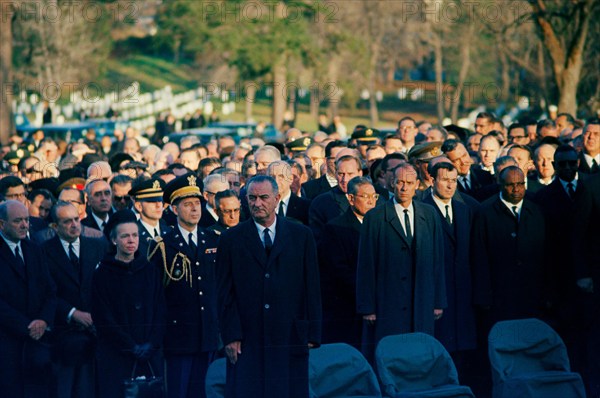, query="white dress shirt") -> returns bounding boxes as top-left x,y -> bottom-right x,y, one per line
393,198 -> 414,237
